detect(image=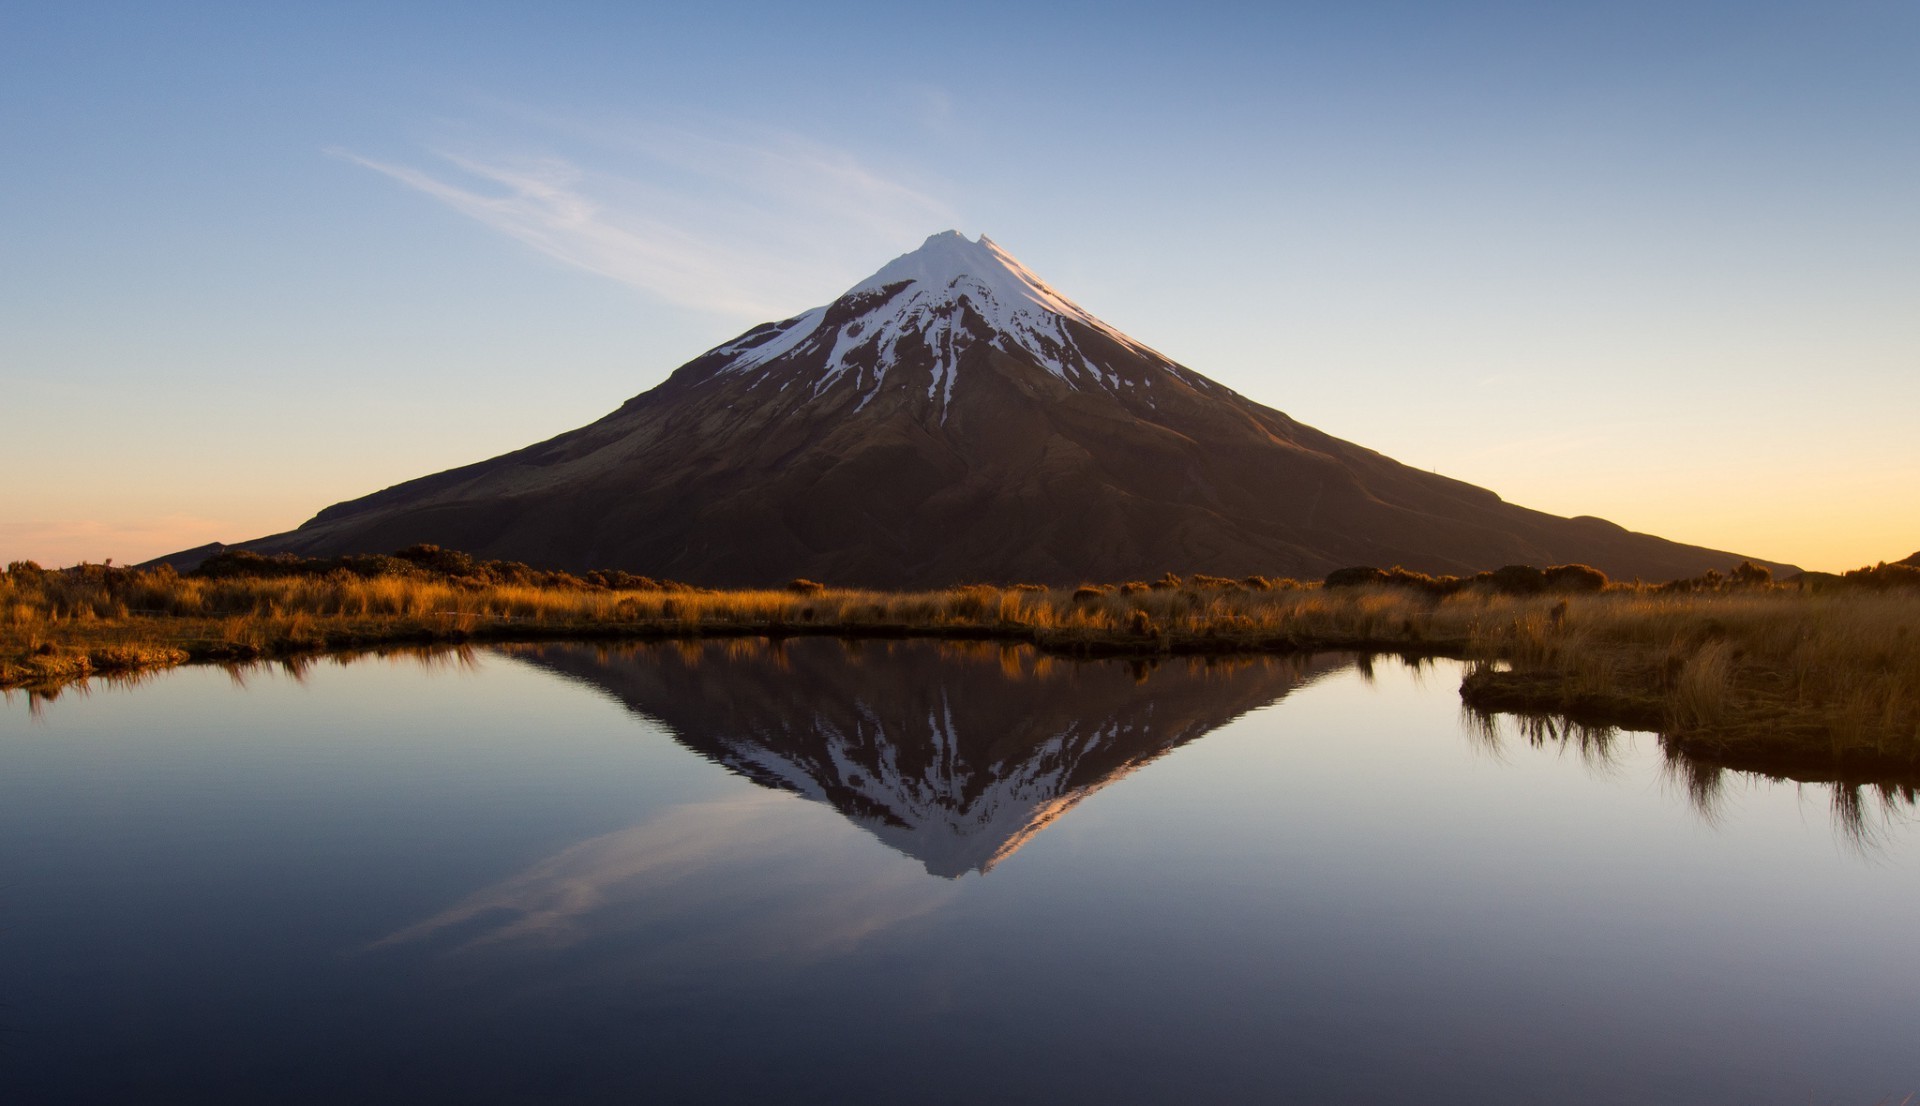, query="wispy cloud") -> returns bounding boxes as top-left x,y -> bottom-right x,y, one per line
333,117 -> 959,319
